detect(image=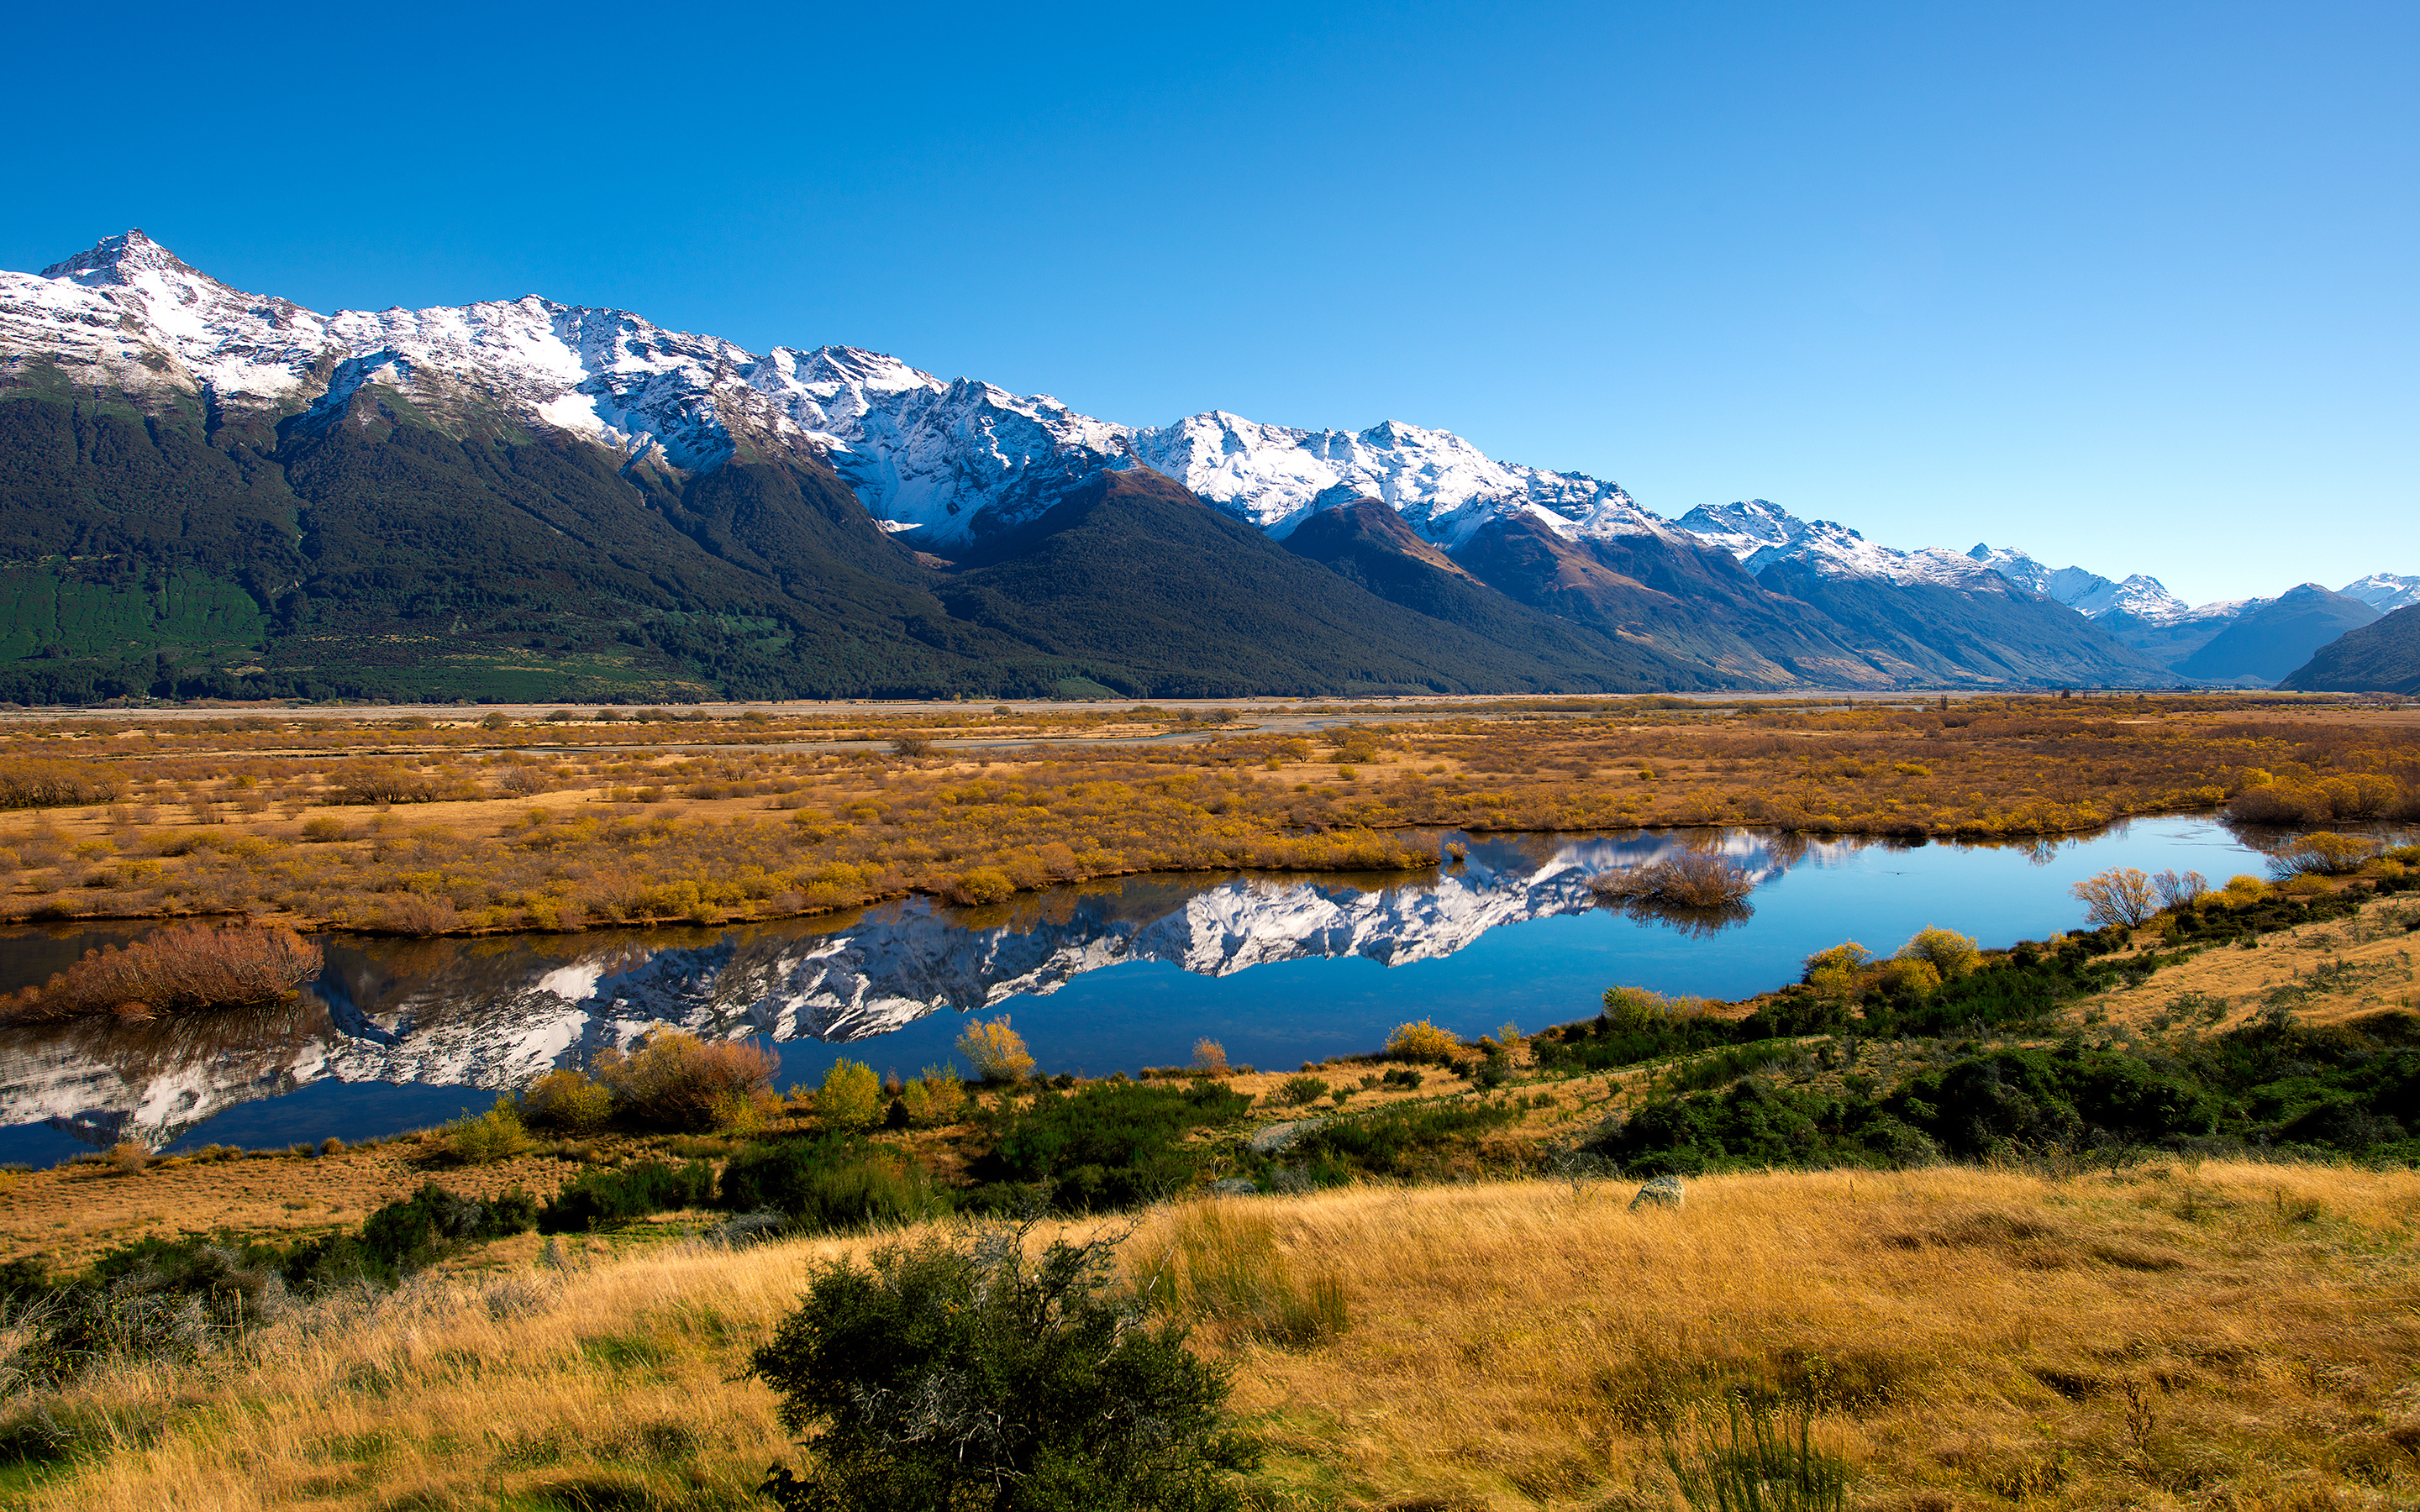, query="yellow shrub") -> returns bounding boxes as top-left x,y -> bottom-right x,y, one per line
955,1017 -> 1035,1083
818,1058 -> 882,1131
1386,1018 -> 1464,1065
518,1068 -> 613,1133
1897,926 -> 1981,981
448,1099 -> 530,1164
